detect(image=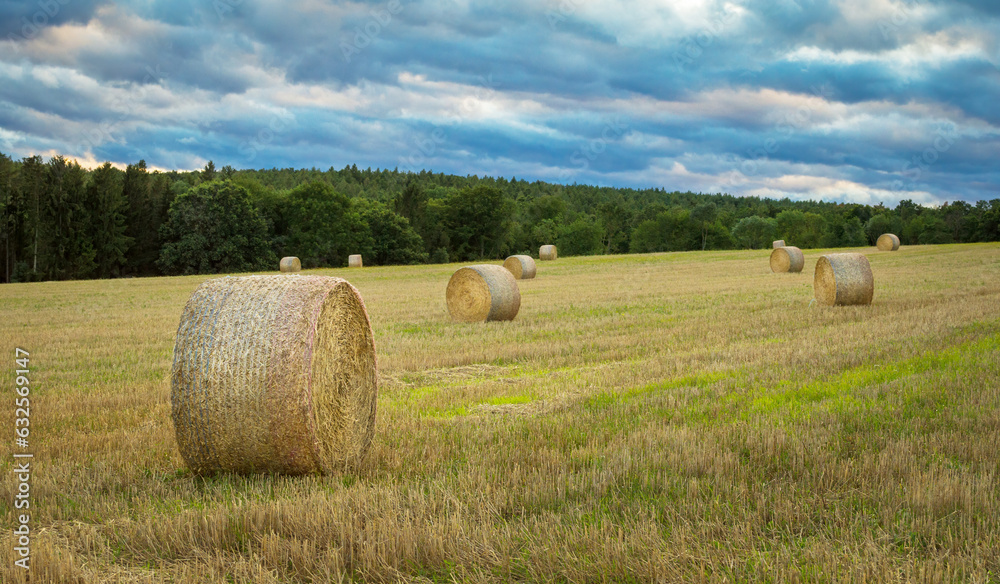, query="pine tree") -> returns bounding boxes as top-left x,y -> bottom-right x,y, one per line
43,157 -> 94,279
123,160 -> 160,275
86,162 -> 131,278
